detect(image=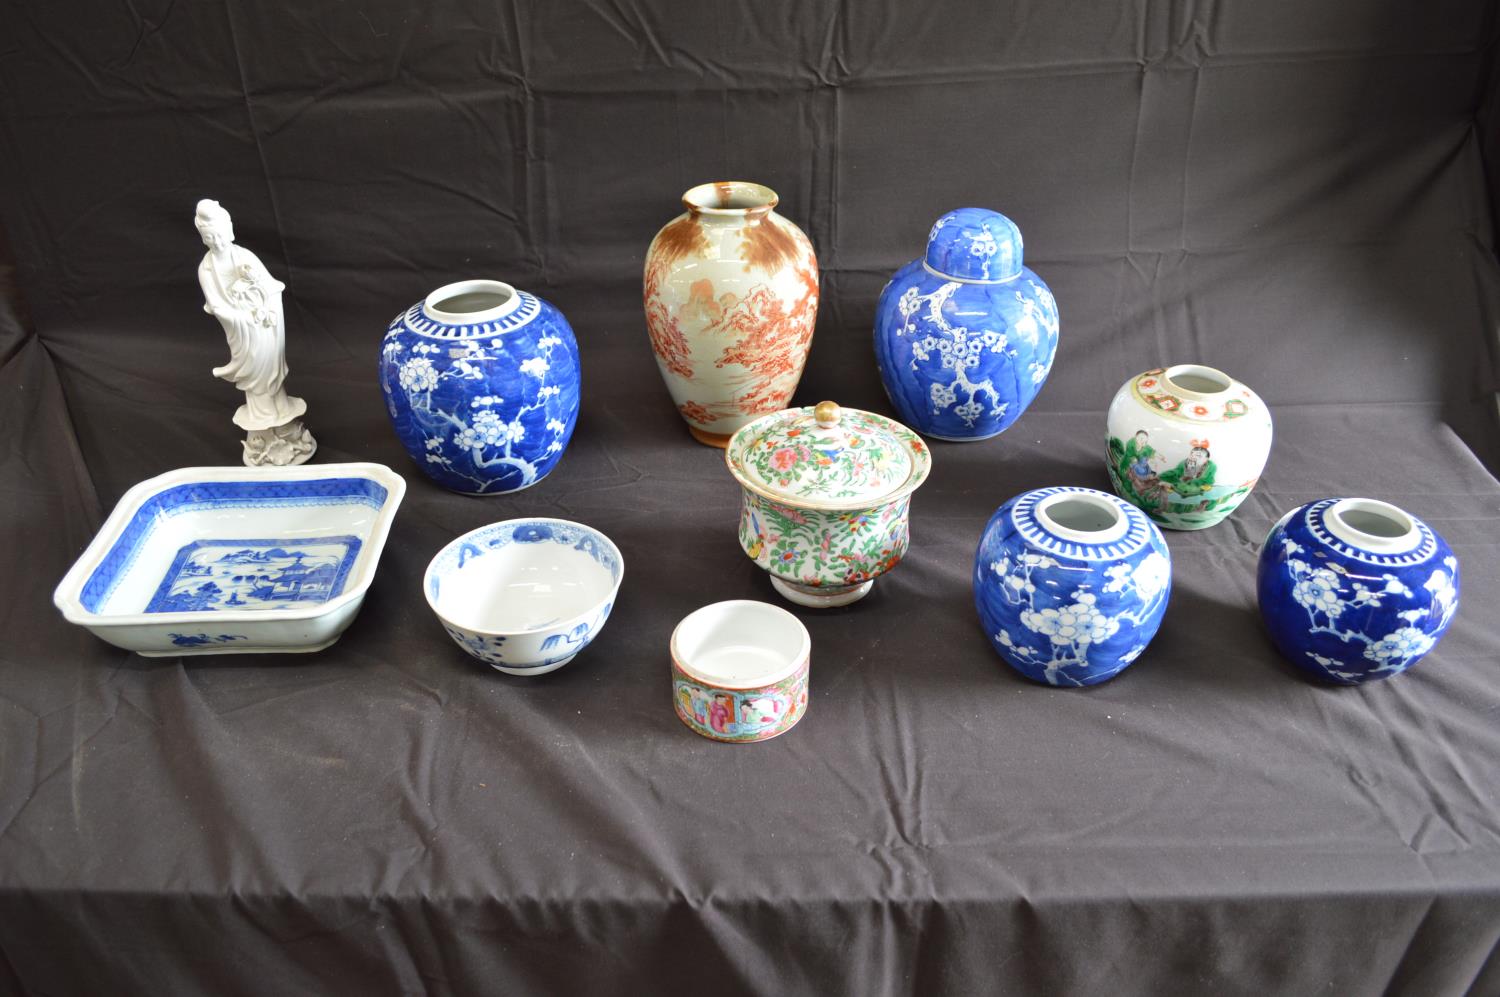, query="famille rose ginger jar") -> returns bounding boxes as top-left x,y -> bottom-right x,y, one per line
1257,498 -> 1459,685
380,279 -> 581,495
672,600 -> 810,743
974,487 -> 1172,687
644,181 -> 819,447
874,208 -> 1060,441
726,401 -> 932,608
1105,364 -> 1272,530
